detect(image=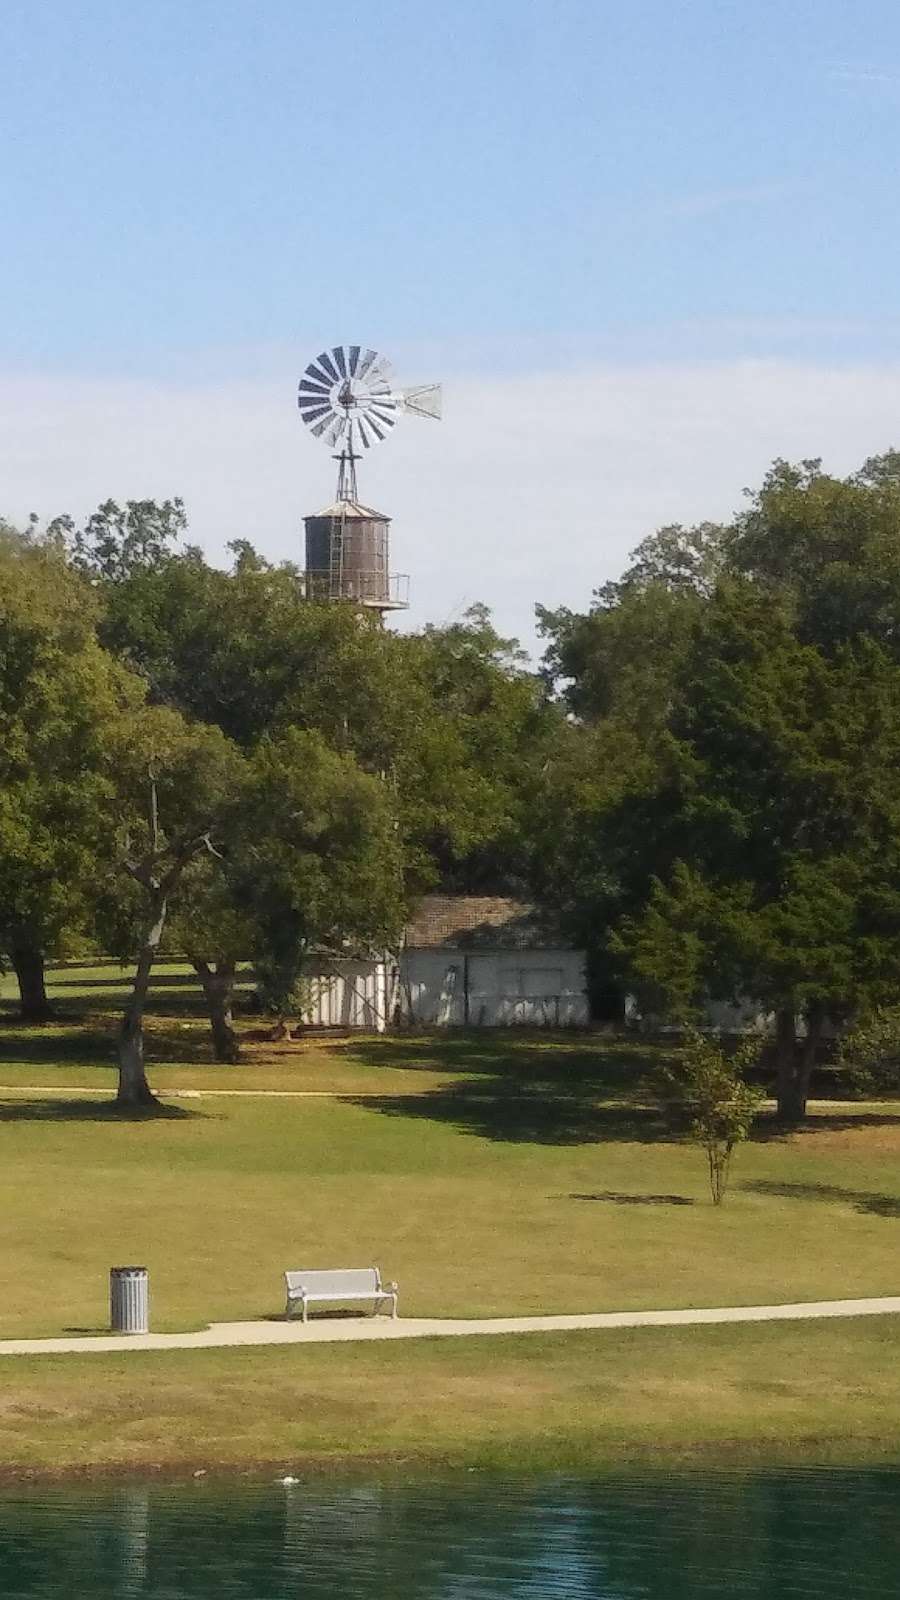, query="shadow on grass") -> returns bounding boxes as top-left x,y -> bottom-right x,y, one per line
0,987 -> 233,1027
47,972 -> 194,992
0,1098 -> 197,1123
349,1088 -> 670,1146
751,1110 -> 900,1142
744,1179 -> 900,1218
0,1028 -> 115,1065
0,1022 -> 217,1071
345,1034 -> 681,1146
566,1190 -> 695,1206
342,1031 -> 669,1088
